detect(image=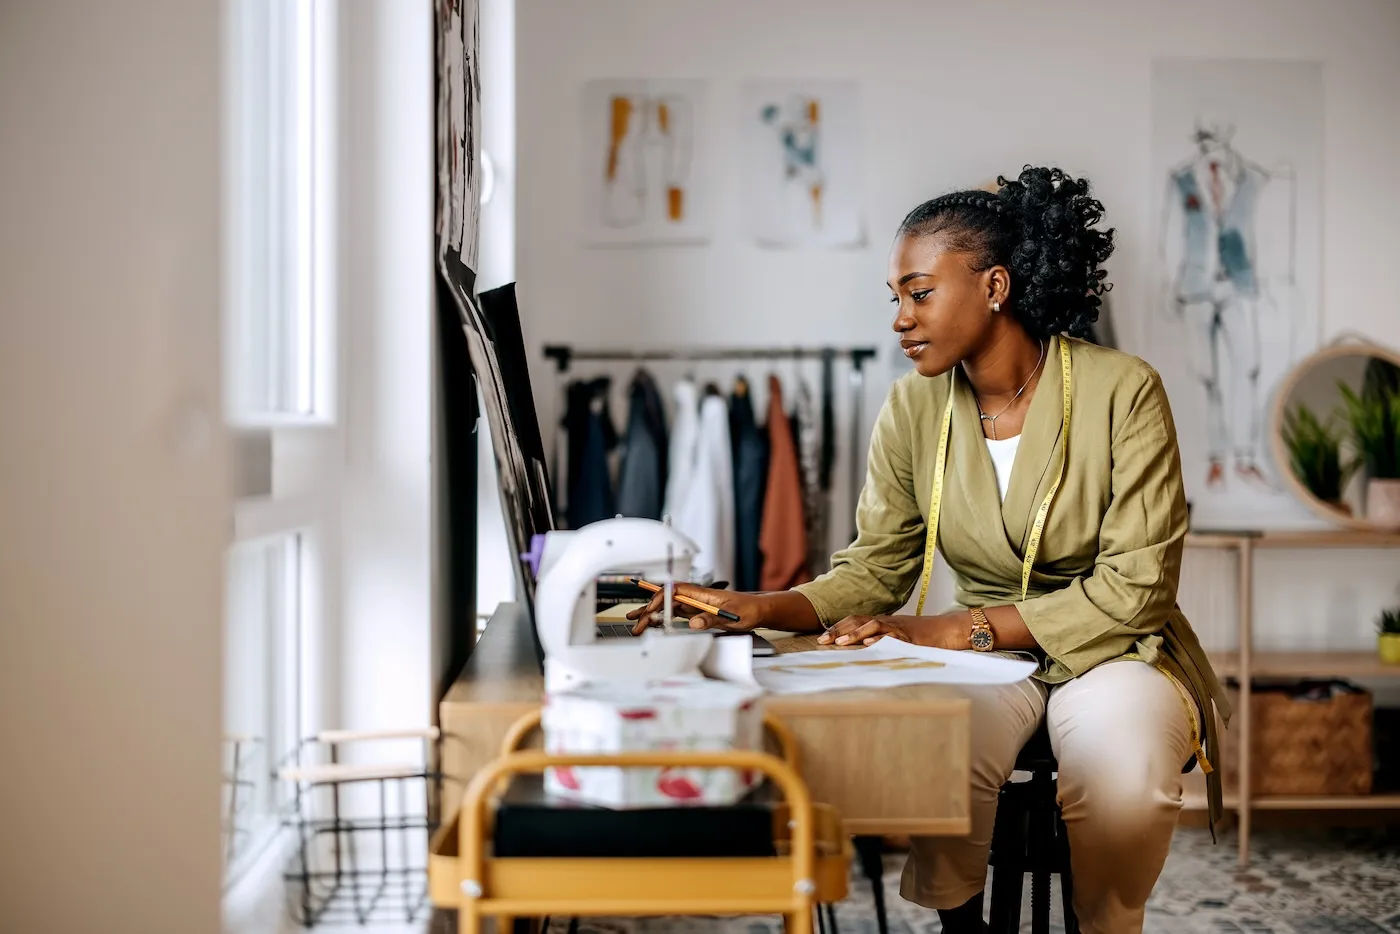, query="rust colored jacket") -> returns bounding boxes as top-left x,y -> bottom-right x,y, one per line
759,376 -> 812,590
